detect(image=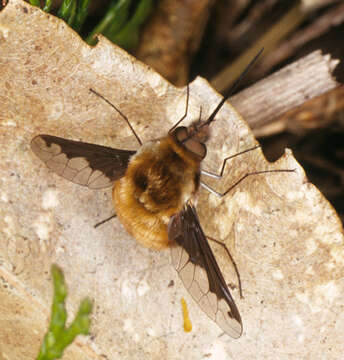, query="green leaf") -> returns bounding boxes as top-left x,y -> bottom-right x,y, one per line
73,0 -> 92,32
27,0 -> 155,51
36,264 -> 93,360
85,0 -> 132,46
110,0 -> 154,51
43,0 -> 53,12
58,0 -> 76,25
28,0 -> 41,7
